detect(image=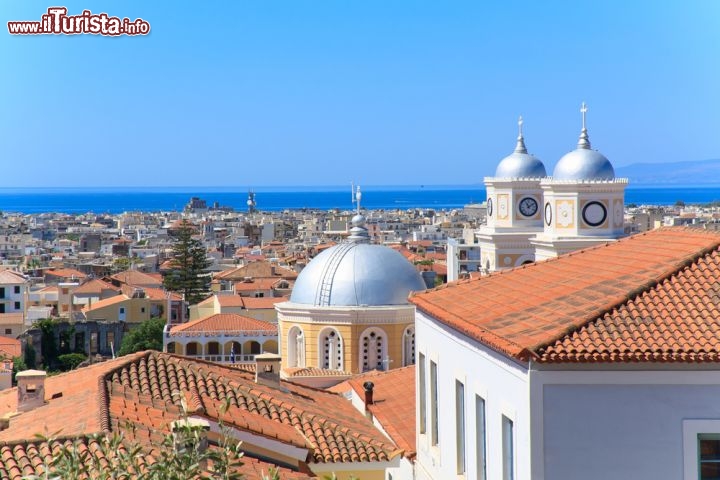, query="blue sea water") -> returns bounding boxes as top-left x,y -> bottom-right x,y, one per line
0,185 -> 718,214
